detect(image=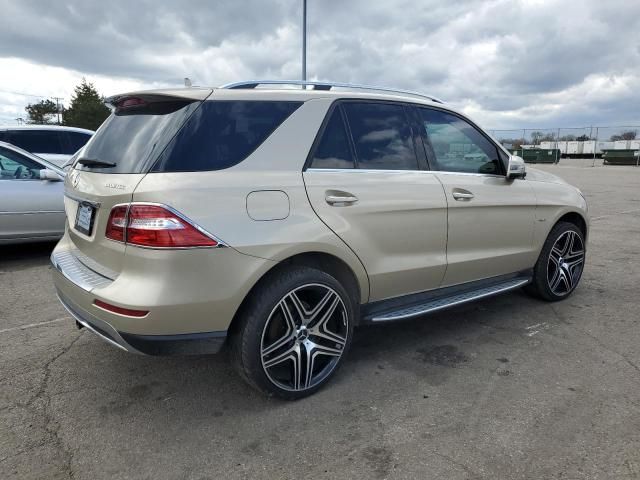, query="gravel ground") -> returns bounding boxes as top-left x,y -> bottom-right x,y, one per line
1,163 -> 639,480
